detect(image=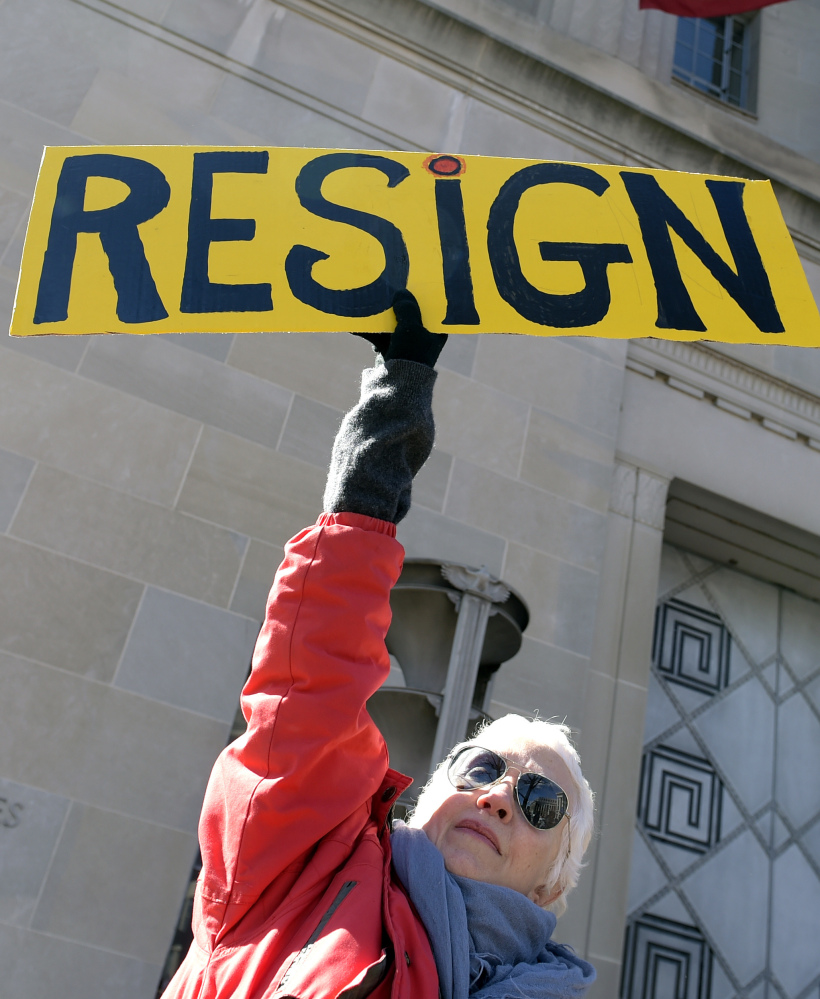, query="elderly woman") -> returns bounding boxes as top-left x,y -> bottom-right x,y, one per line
162,293 -> 595,999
